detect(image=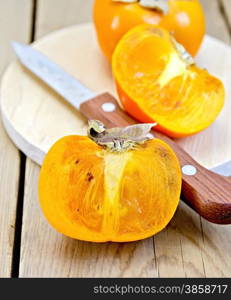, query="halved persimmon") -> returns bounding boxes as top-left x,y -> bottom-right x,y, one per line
39,121 -> 181,242
112,24 -> 225,138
